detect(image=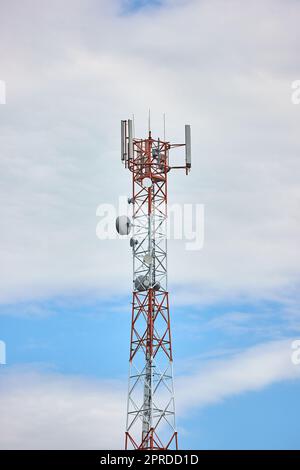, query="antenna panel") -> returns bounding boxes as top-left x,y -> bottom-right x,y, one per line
128,119 -> 133,161
185,124 -> 191,169
121,120 -> 127,162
